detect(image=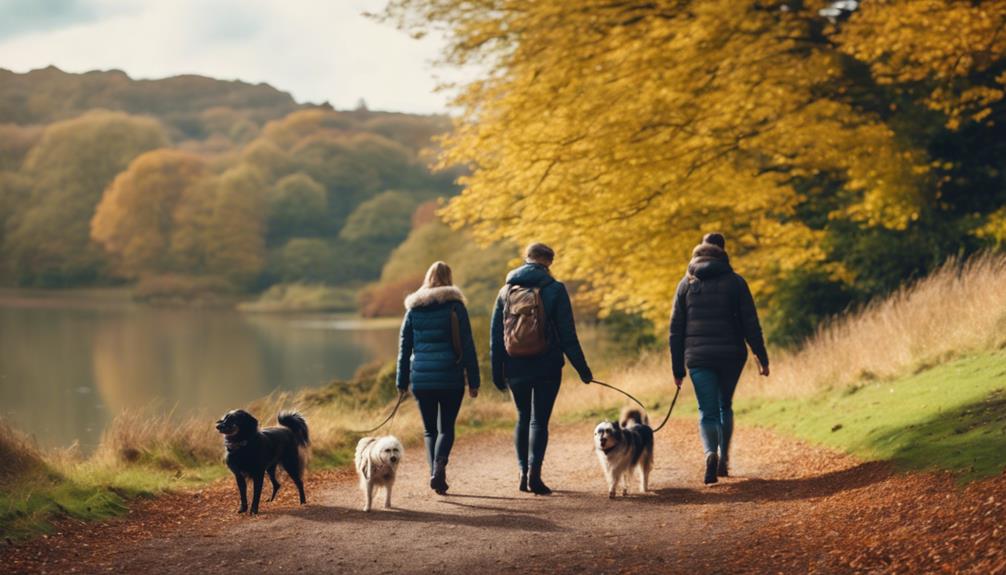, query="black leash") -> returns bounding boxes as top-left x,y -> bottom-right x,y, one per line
589,379 -> 646,409
351,392 -> 407,434
651,385 -> 681,433
589,379 -> 681,433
